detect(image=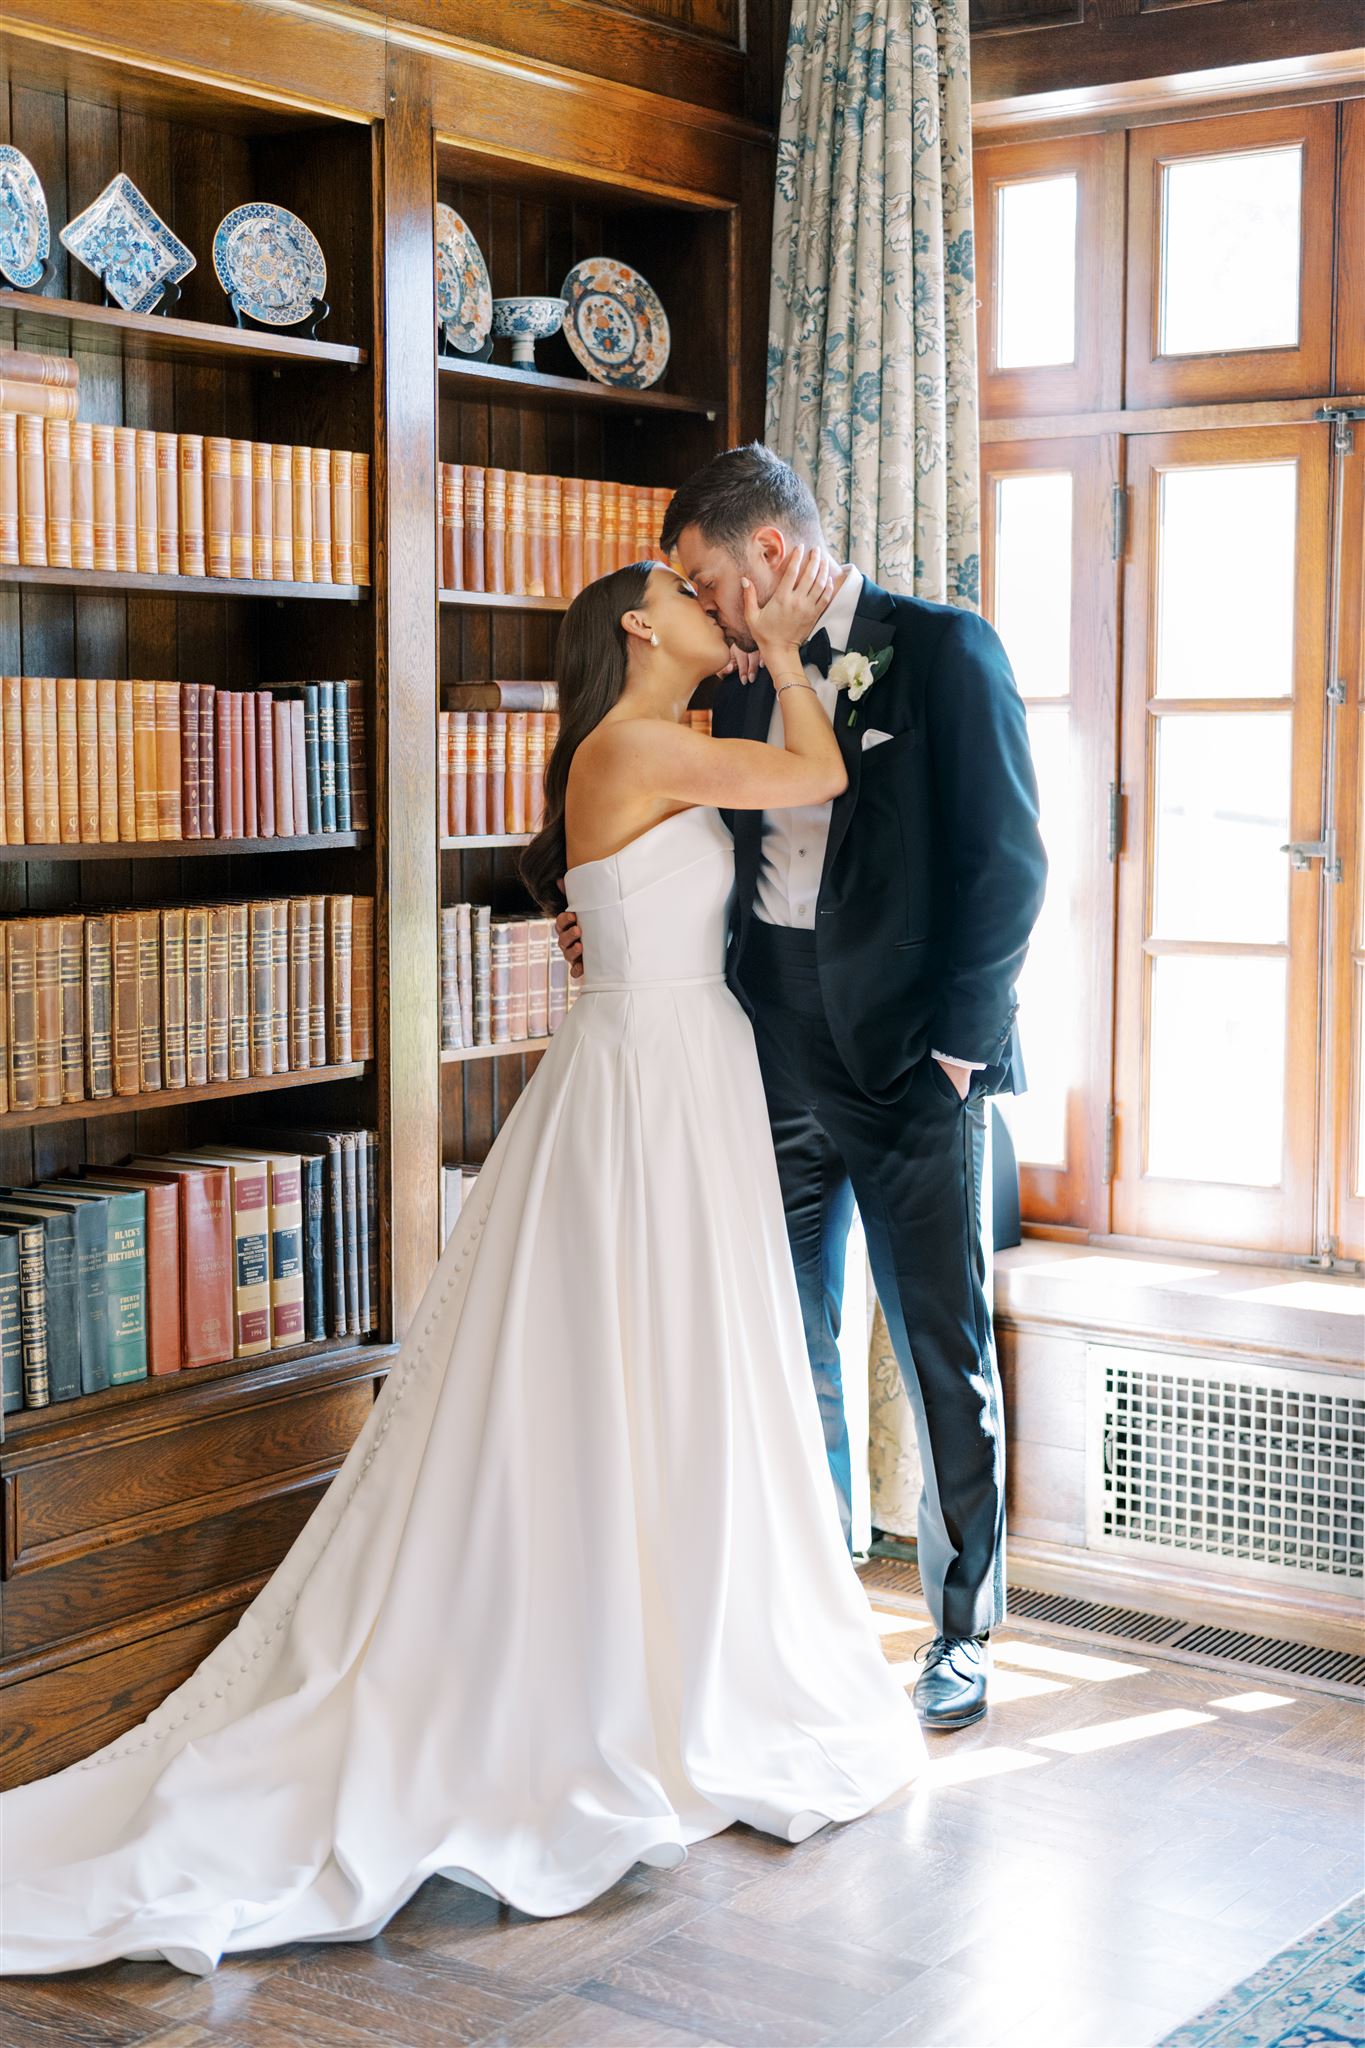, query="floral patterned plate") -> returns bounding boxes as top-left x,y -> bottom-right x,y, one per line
0,146 -> 50,290
59,173 -> 195,314
436,203 -> 492,354
213,202 -> 326,327
560,257 -> 670,389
